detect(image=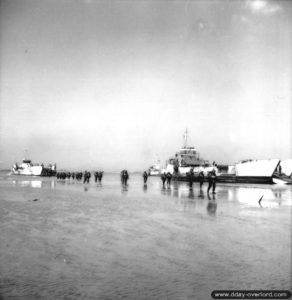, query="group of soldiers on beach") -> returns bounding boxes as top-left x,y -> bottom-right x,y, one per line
56,171 -> 83,180
120,170 -> 129,185
56,167 -> 217,194
56,170 -> 103,184
158,167 -> 217,194
160,172 -> 173,187
186,168 -> 217,194
142,167 -> 216,194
